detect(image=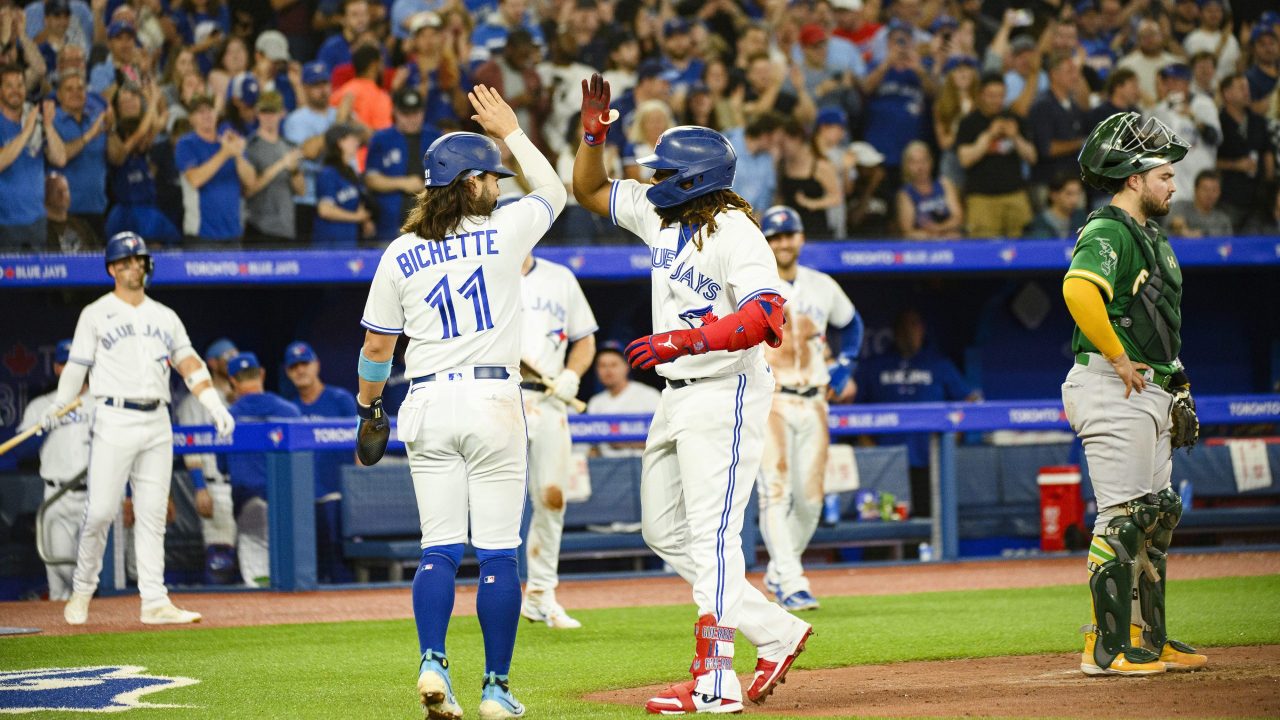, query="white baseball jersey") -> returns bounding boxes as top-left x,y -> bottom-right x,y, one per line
521,258 -> 598,377
362,197 -> 562,378
609,180 -> 784,381
67,293 -> 194,402
765,266 -> 855,389
586,381 -> 662,415
19,390 -> 92,482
